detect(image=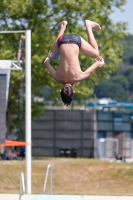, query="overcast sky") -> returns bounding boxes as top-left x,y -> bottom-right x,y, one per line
110,0 -> 133,34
